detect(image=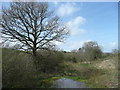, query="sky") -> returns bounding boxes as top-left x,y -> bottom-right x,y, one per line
49,2 -> 118,52
1,2 -> 118,52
